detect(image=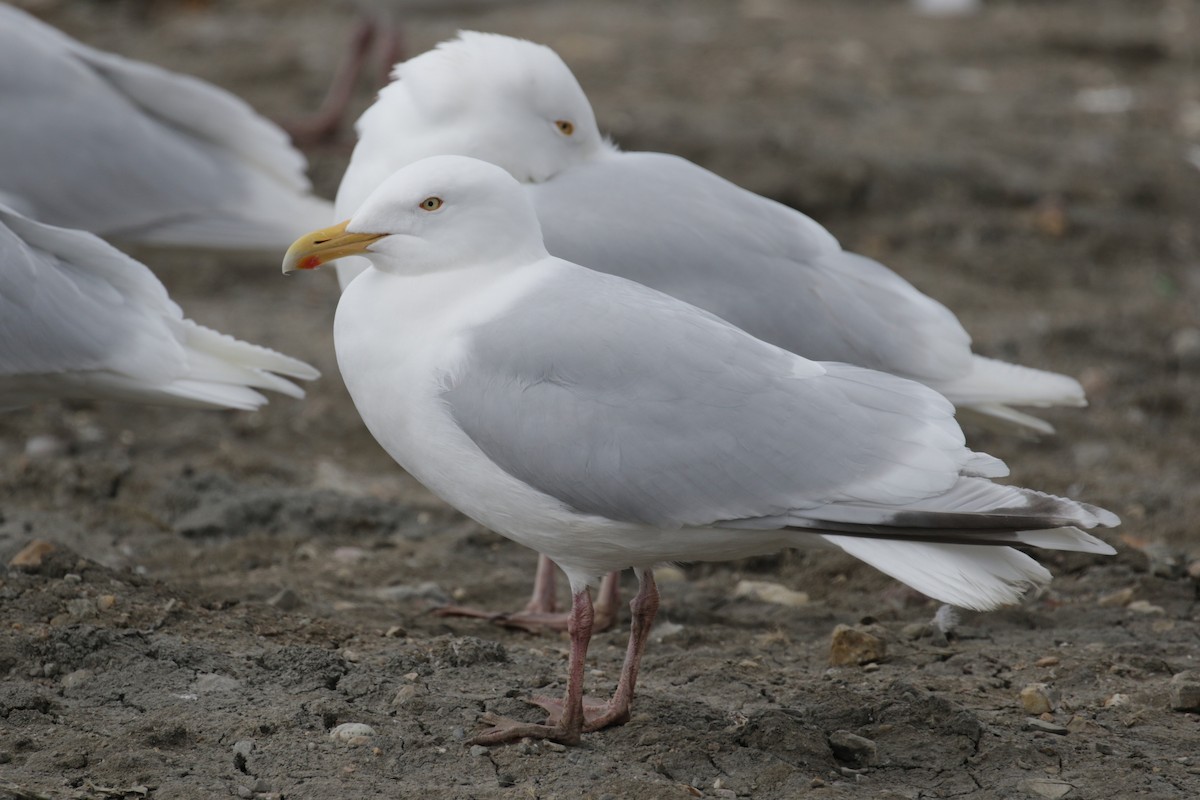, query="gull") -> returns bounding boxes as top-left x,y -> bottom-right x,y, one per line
0,6 -> 332,250
283,155 -> 1118,746
328,31 -> 1093,630
1,203 -> 318,411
